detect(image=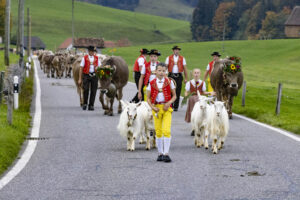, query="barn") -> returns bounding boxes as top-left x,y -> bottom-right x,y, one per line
285,6 -> 300,38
